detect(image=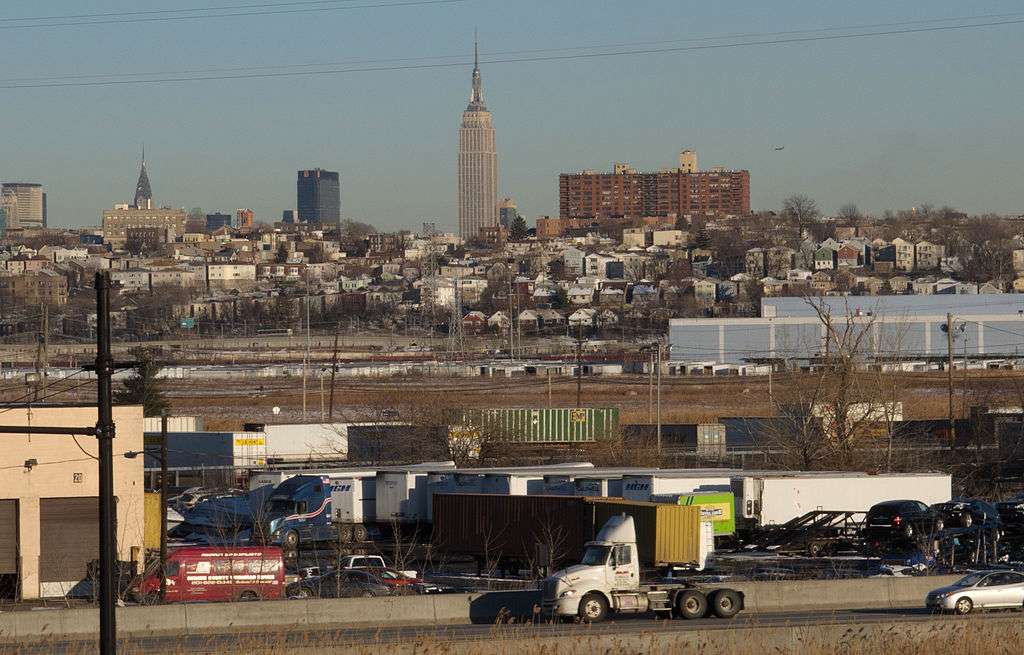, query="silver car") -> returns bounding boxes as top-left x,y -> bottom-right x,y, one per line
926,571 -> 1024,614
